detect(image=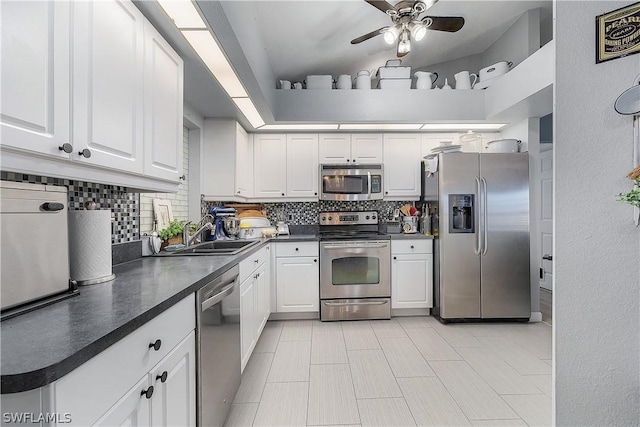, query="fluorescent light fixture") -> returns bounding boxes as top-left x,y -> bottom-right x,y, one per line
340,124 -> 423,130
258,124 -> 339,131
182,30 -> 248,98
232,97 -> 265,129
157,0 -> 206,29
421,123 -> 508,130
